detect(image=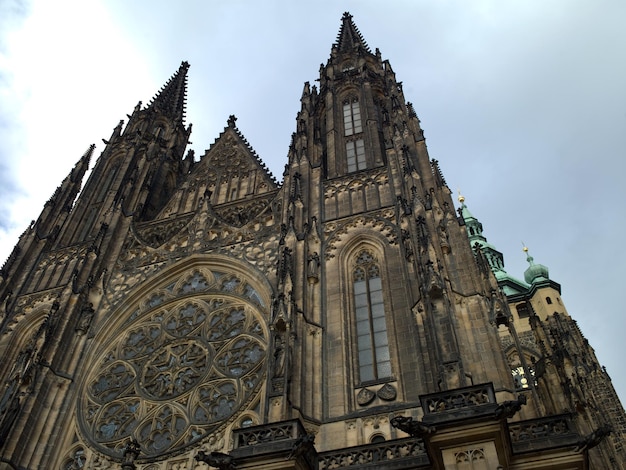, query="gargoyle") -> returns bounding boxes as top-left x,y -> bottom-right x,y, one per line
390,416 -> 436,438
494,394 -> 527,420
286,433 -> 315,460
195,451 -> 236,470
574,424 -> 612,452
